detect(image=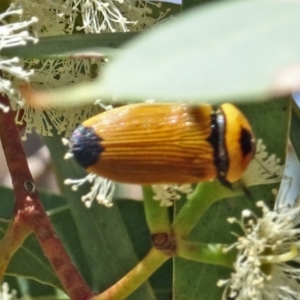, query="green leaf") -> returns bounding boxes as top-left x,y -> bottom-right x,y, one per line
0,220 -> 63,290
2,33 -> 138,59
0,188 -> 68,291
0,187 -> 14,219
91,0 -> 300,104
16,278 -> 58,298
0,187 -> 91,291
0,0 -> 10,13
183,0 -> 215,11
174,99 -> 291,300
